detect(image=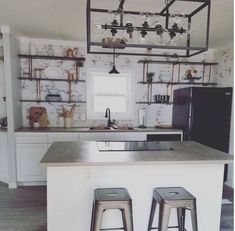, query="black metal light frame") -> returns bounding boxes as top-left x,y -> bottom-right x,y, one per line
87,0 -> 211,58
